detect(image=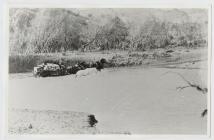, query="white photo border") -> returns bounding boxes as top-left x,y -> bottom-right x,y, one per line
1,0 -> 213,140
